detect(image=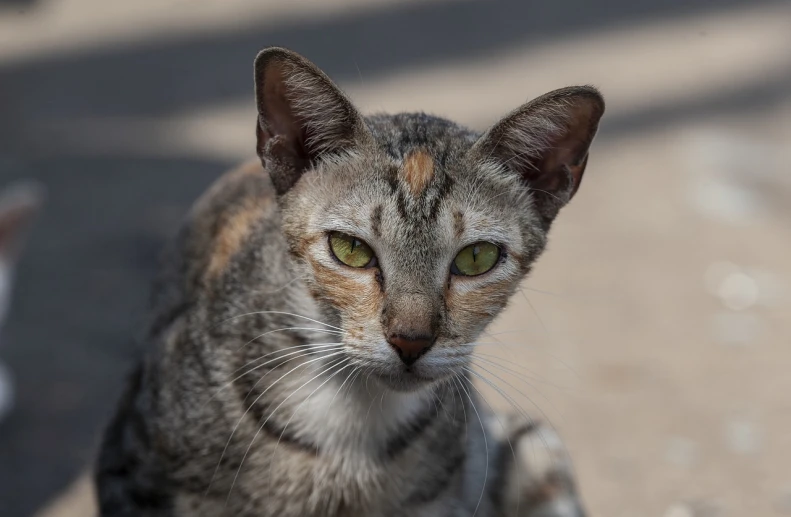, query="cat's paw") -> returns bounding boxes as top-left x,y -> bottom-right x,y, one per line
495,416 -> 586,517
